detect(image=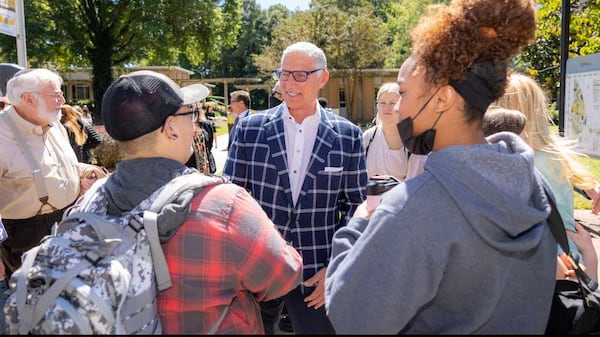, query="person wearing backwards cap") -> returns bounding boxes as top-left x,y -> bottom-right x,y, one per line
97,70 -> 302,334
